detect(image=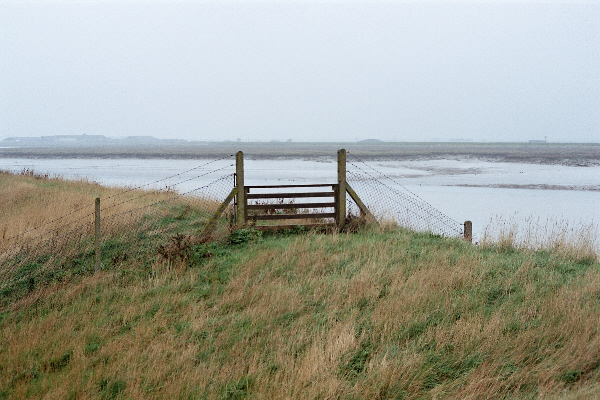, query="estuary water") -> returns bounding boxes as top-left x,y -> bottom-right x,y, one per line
2,157 -> 599,248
